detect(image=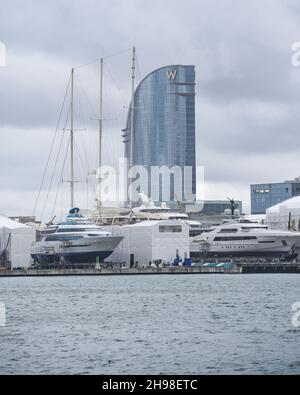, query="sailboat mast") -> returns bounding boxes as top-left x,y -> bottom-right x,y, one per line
70,67 -> 75,208
98,58 -> 103,210
129,46 -> 136,213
